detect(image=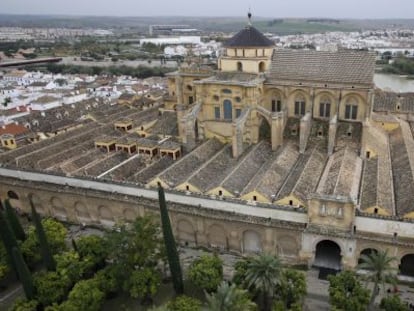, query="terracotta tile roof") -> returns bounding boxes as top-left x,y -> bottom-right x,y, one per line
0,123 -> 29,136
373,90 -> 414,113
267,49 -> 376,85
